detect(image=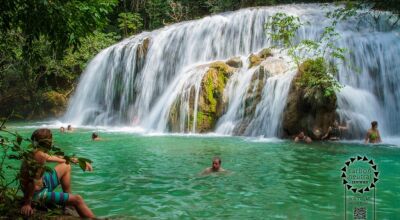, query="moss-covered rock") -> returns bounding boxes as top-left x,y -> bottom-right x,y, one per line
226,57 -> 243,68
168,61 -> 234,133
258,48 -> 273,59
282,58 -> 338,139
248,48 -> 273,68
248,54 -> 263,68
41,91 -> 68,118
